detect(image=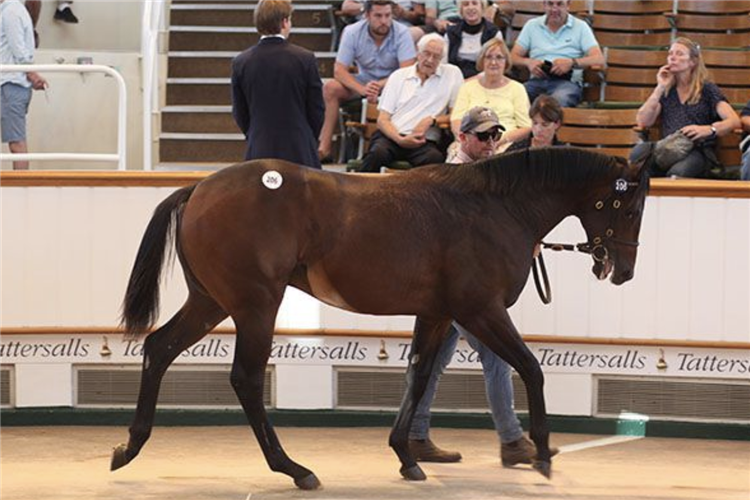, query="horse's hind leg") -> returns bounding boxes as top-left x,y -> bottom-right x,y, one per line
458,306 -> 551,478
230,306 -> 320,490
389,317 -> 452,481
111,290 -> 227,471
